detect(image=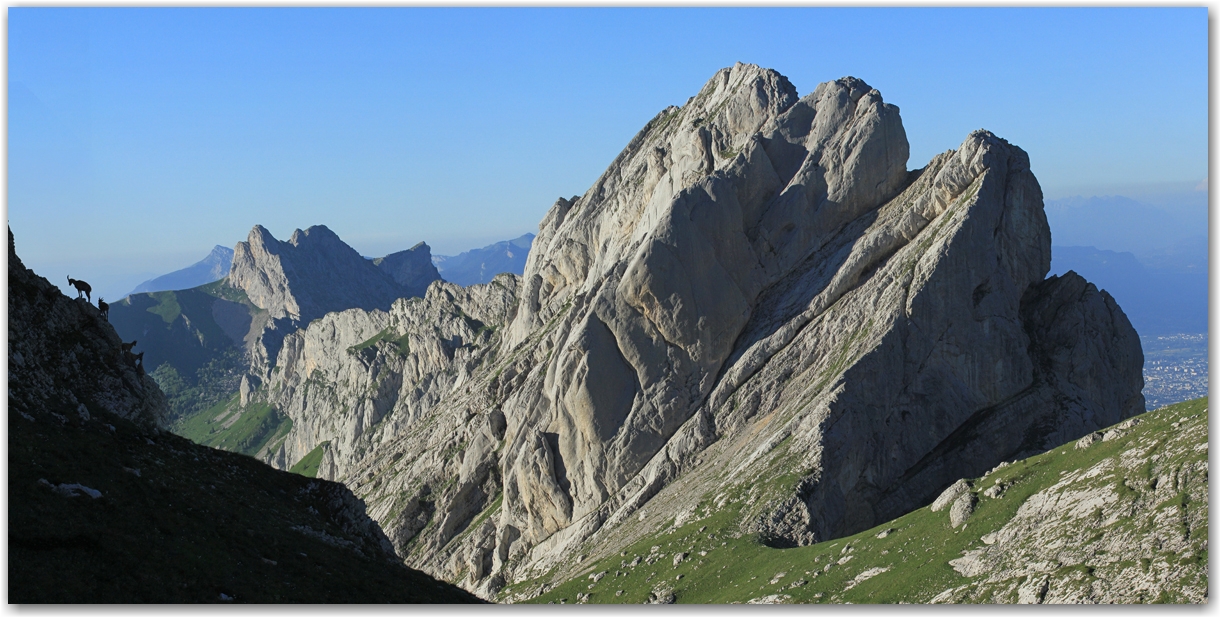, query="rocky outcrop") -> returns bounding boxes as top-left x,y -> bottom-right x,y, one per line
228,224 -> 409,325
9,227 -> 168,428
939,404 -> 1207,604
235,65 -> 1143,599
374,242 -> 442,298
